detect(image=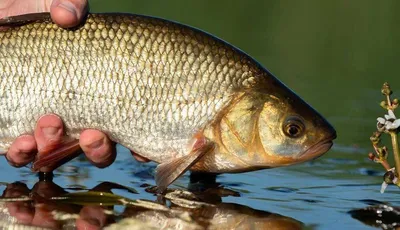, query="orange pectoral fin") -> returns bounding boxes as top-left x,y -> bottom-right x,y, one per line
32,139 -> 82,172
155,134 -> 215,193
